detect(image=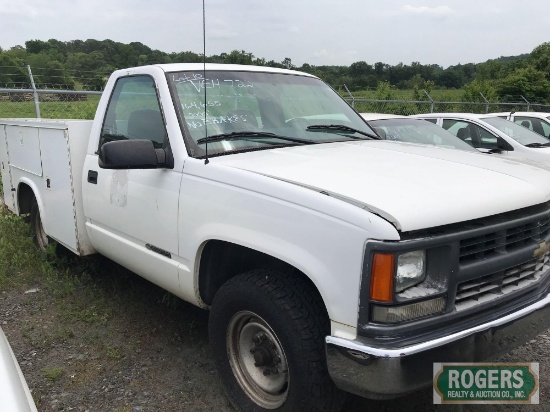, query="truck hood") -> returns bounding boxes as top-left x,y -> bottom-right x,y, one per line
213,141 -> 550,232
